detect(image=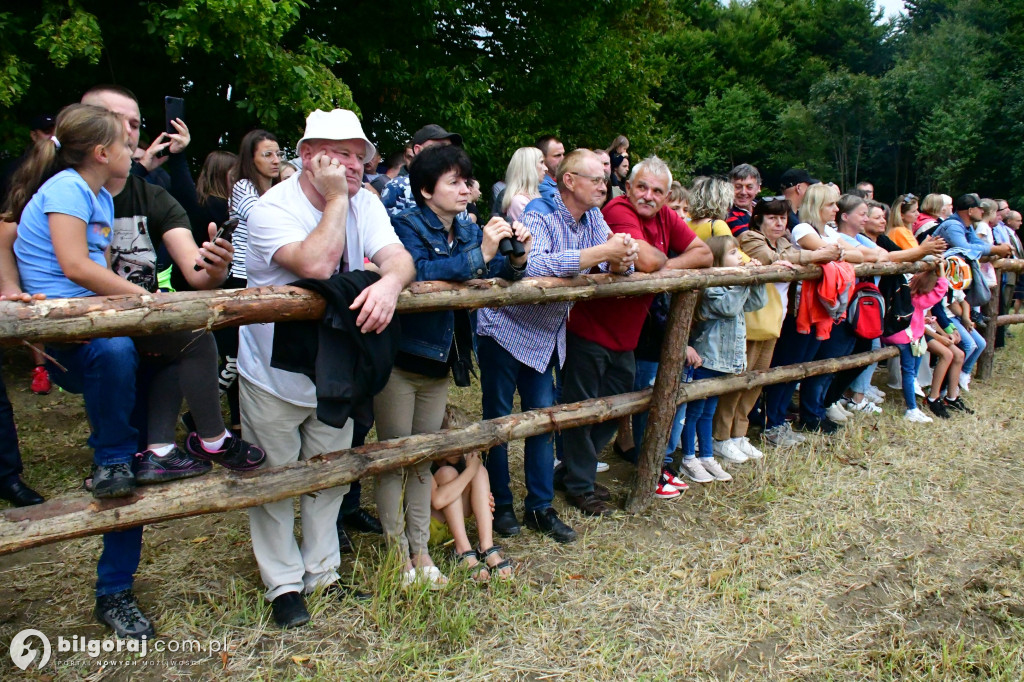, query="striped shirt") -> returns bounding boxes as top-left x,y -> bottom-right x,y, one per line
477,190 -> 631,373
229,179 -> 261,280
